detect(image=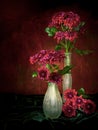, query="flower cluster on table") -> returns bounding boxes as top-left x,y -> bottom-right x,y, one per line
62,88 -> 96,118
